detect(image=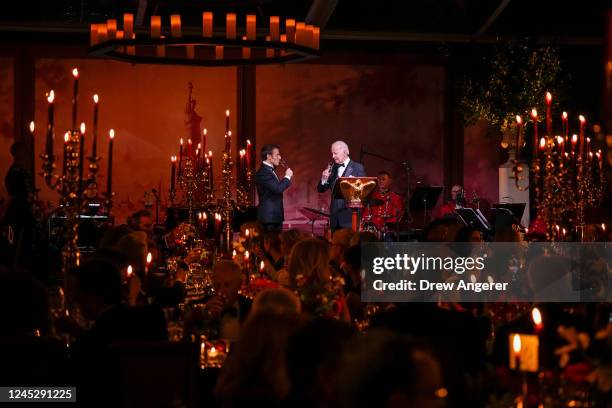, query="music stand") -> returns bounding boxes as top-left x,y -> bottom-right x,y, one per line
409,186 -> 443,225
299,207 -> 329,234
456,208 -> 492,233
332,177 -> 377,231
492,203 -> 526,226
